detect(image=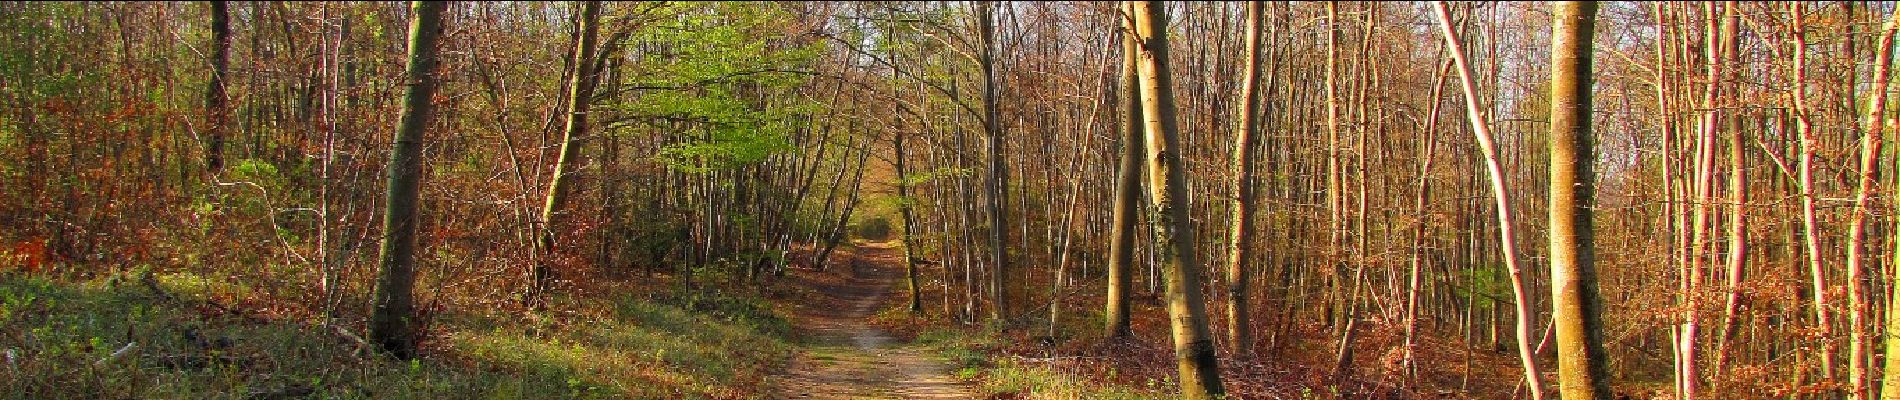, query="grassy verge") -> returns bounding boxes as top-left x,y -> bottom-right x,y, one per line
913,327 -> 1163,399
0,272 -> 791,399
